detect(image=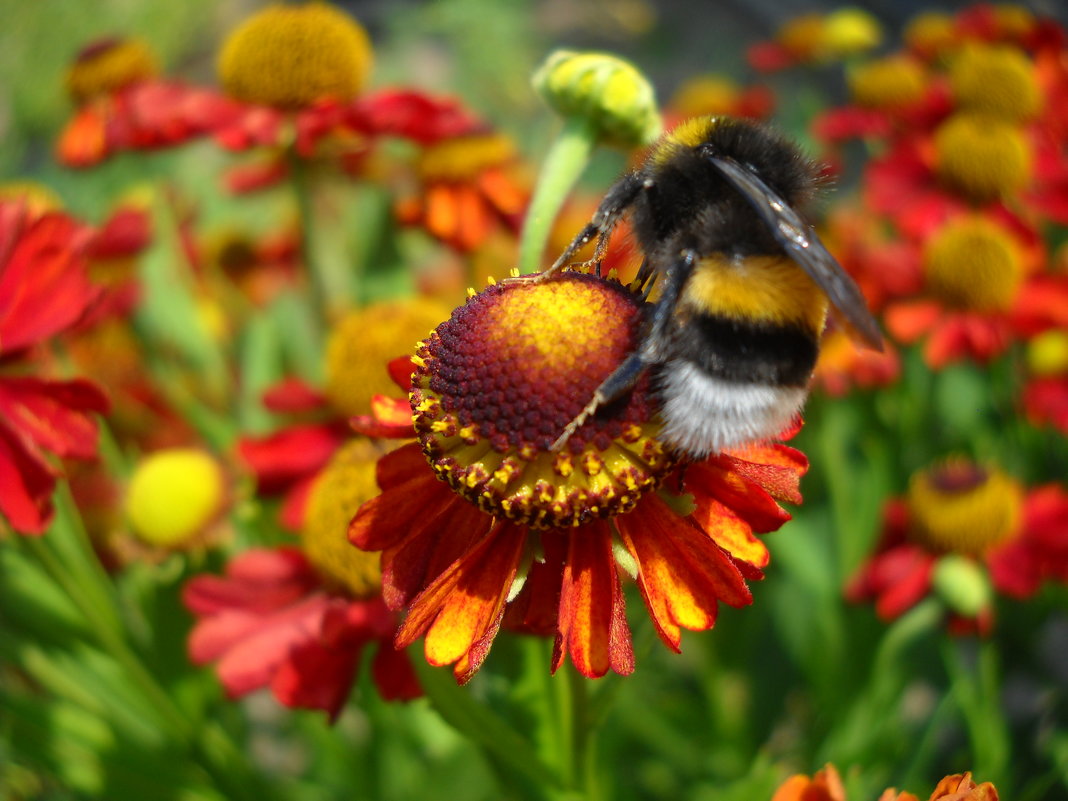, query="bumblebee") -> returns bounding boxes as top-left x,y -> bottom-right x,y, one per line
537,115 -> 883,457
